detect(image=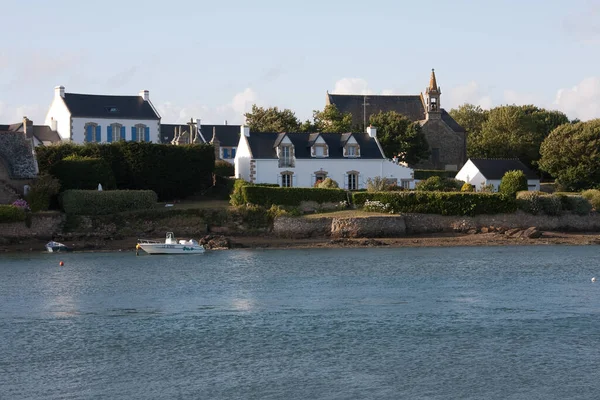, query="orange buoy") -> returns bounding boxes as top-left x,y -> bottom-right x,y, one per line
59,261 -> 64,266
